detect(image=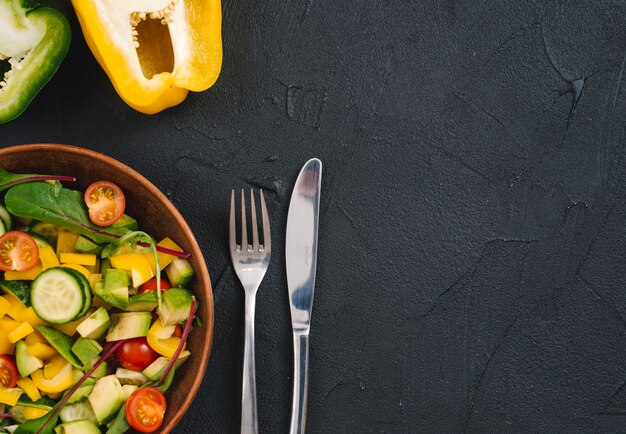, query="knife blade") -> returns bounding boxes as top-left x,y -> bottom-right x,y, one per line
286,158 -> 322,434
